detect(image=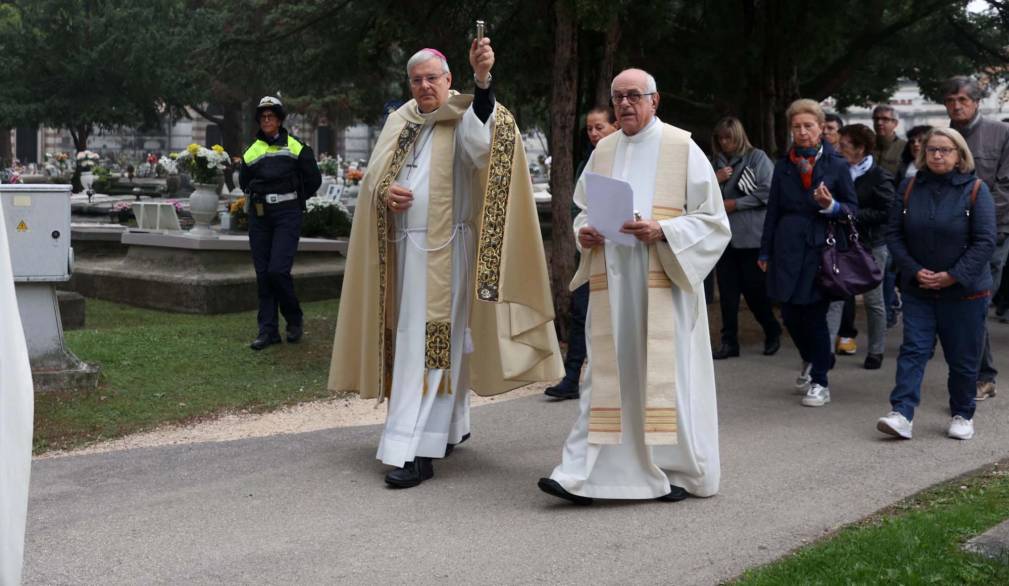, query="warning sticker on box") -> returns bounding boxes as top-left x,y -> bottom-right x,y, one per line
16,220 -> 27,232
